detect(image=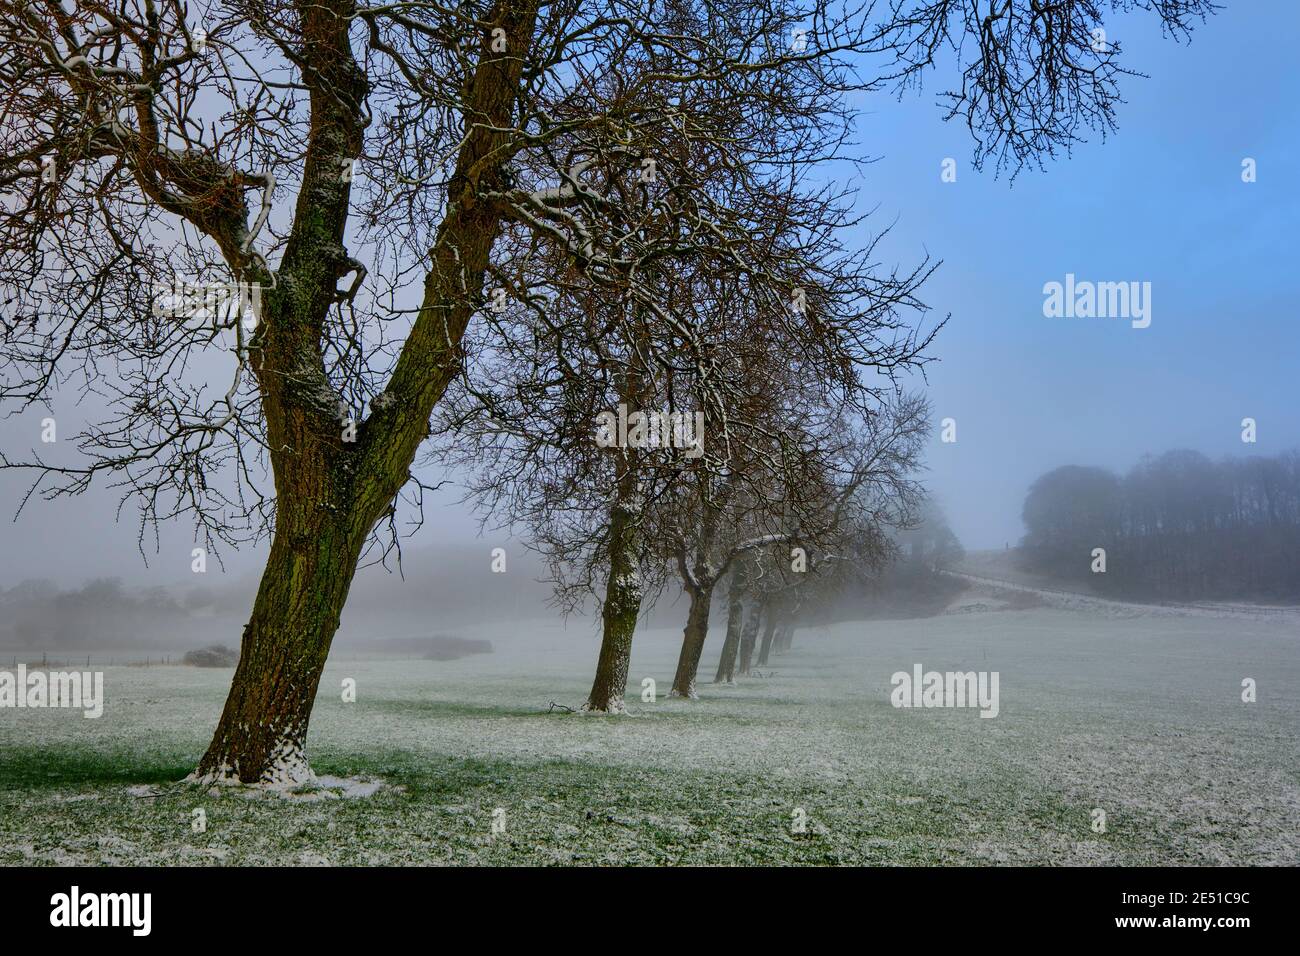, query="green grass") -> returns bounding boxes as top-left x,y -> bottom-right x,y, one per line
1,607 -> 1297,865
0,747 -> 1076,865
